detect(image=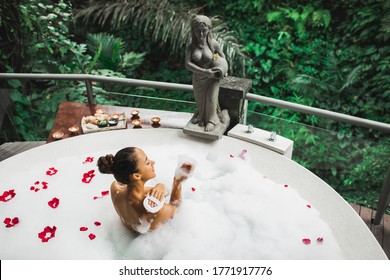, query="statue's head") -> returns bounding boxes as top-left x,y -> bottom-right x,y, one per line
191,15 -> 213,45
191,15 -> 212,31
